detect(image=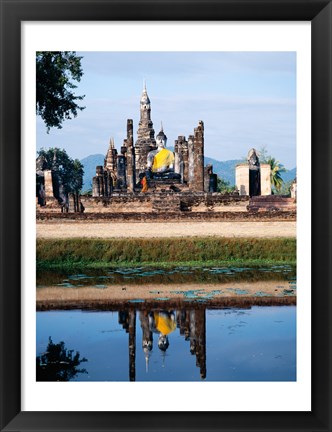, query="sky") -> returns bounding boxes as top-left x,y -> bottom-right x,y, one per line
36,51 -> 296,169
